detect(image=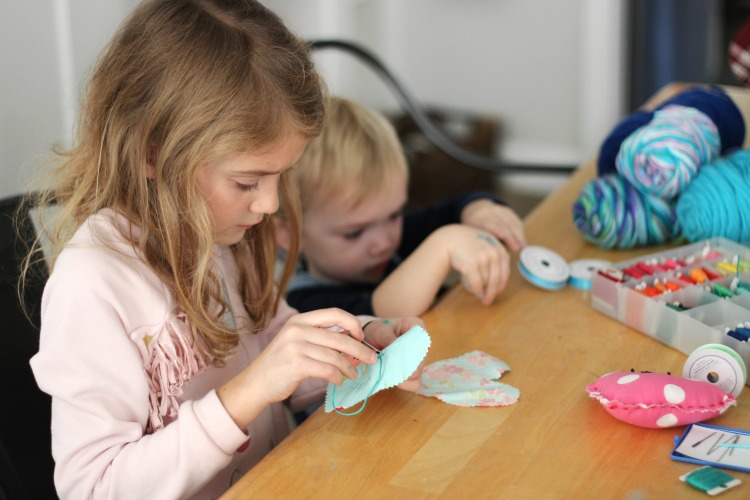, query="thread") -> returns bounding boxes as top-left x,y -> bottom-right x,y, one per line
615,105 -> 720,200
572,174 -> 679,249
331,354 -> 384,416
568,259 -> 610,290
683,344 -> 746,397
676,148 -> 750,243
683,467 -> 740,494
